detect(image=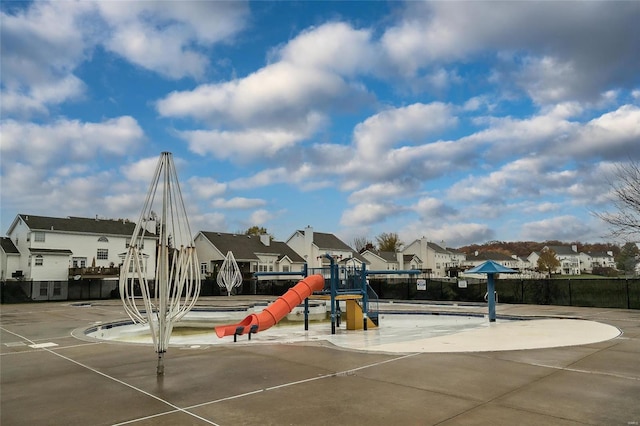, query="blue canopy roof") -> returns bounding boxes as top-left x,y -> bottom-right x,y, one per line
466,260 -> 517,274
